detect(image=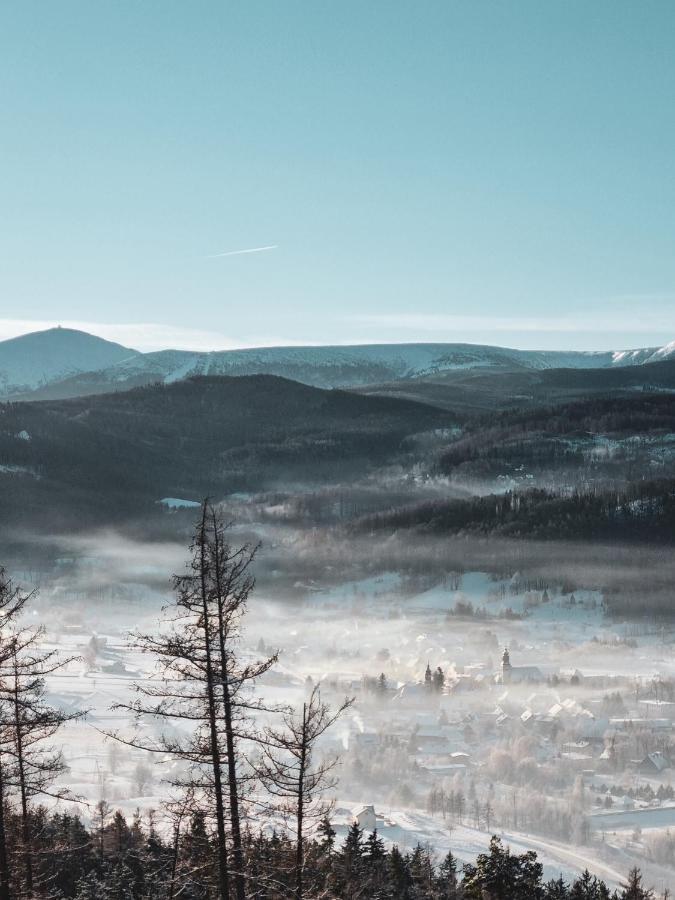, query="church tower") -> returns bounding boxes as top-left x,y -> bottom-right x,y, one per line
501,647 -> 512,684
424,662 -> 432,690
